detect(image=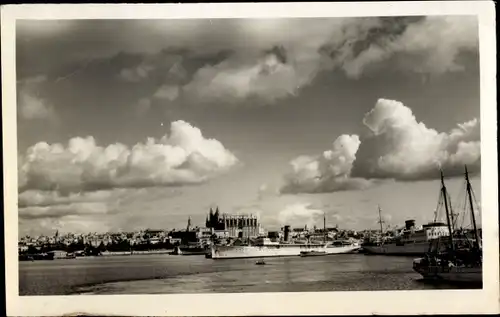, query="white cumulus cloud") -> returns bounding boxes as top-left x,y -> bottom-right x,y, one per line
281,98 -> 480,194
352,98 -> 480,179
18,120 -> 238,194
278,202 -> 324,227
280,134 -> 372,194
